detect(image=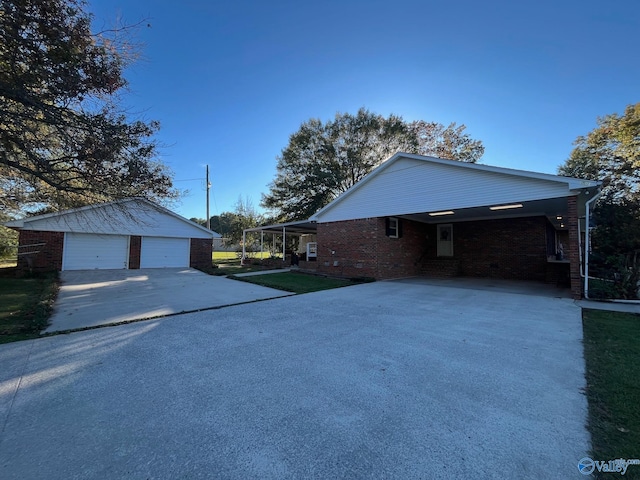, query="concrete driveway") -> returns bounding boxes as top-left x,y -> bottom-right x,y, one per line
44,268 -> 292,333
0,280 -> 589,479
